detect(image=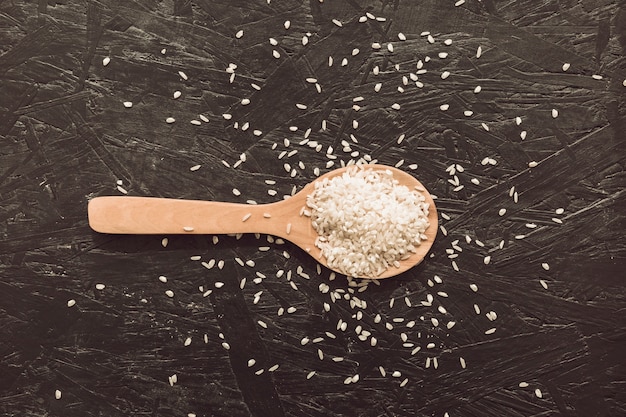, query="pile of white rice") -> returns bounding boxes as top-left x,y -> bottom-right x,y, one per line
305,166 -> 430,278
